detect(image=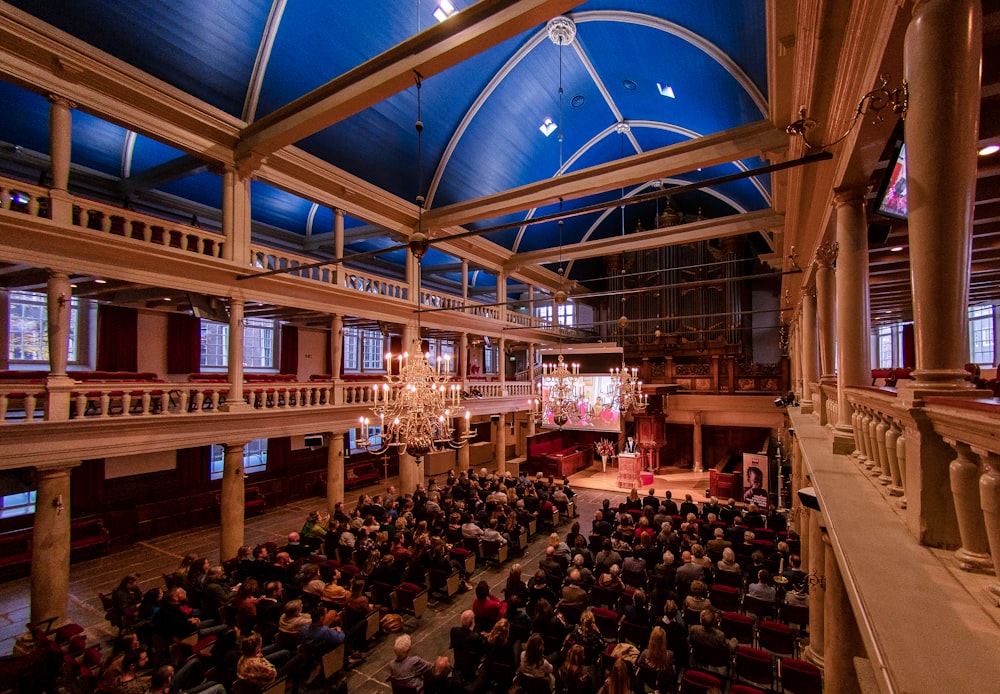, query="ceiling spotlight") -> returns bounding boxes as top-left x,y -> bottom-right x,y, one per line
890,245 -> 903,252
656,83 -> 675,98
539,117 -> 557,137
433,0 -> 455,22
978,144 -> 999,156
93,278 -> 107,284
